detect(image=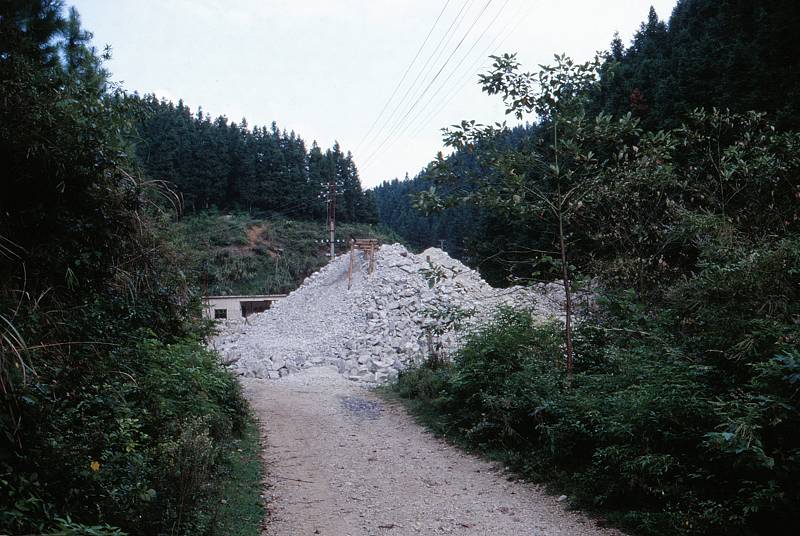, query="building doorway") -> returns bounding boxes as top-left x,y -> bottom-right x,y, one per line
240,300 -> 271,318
